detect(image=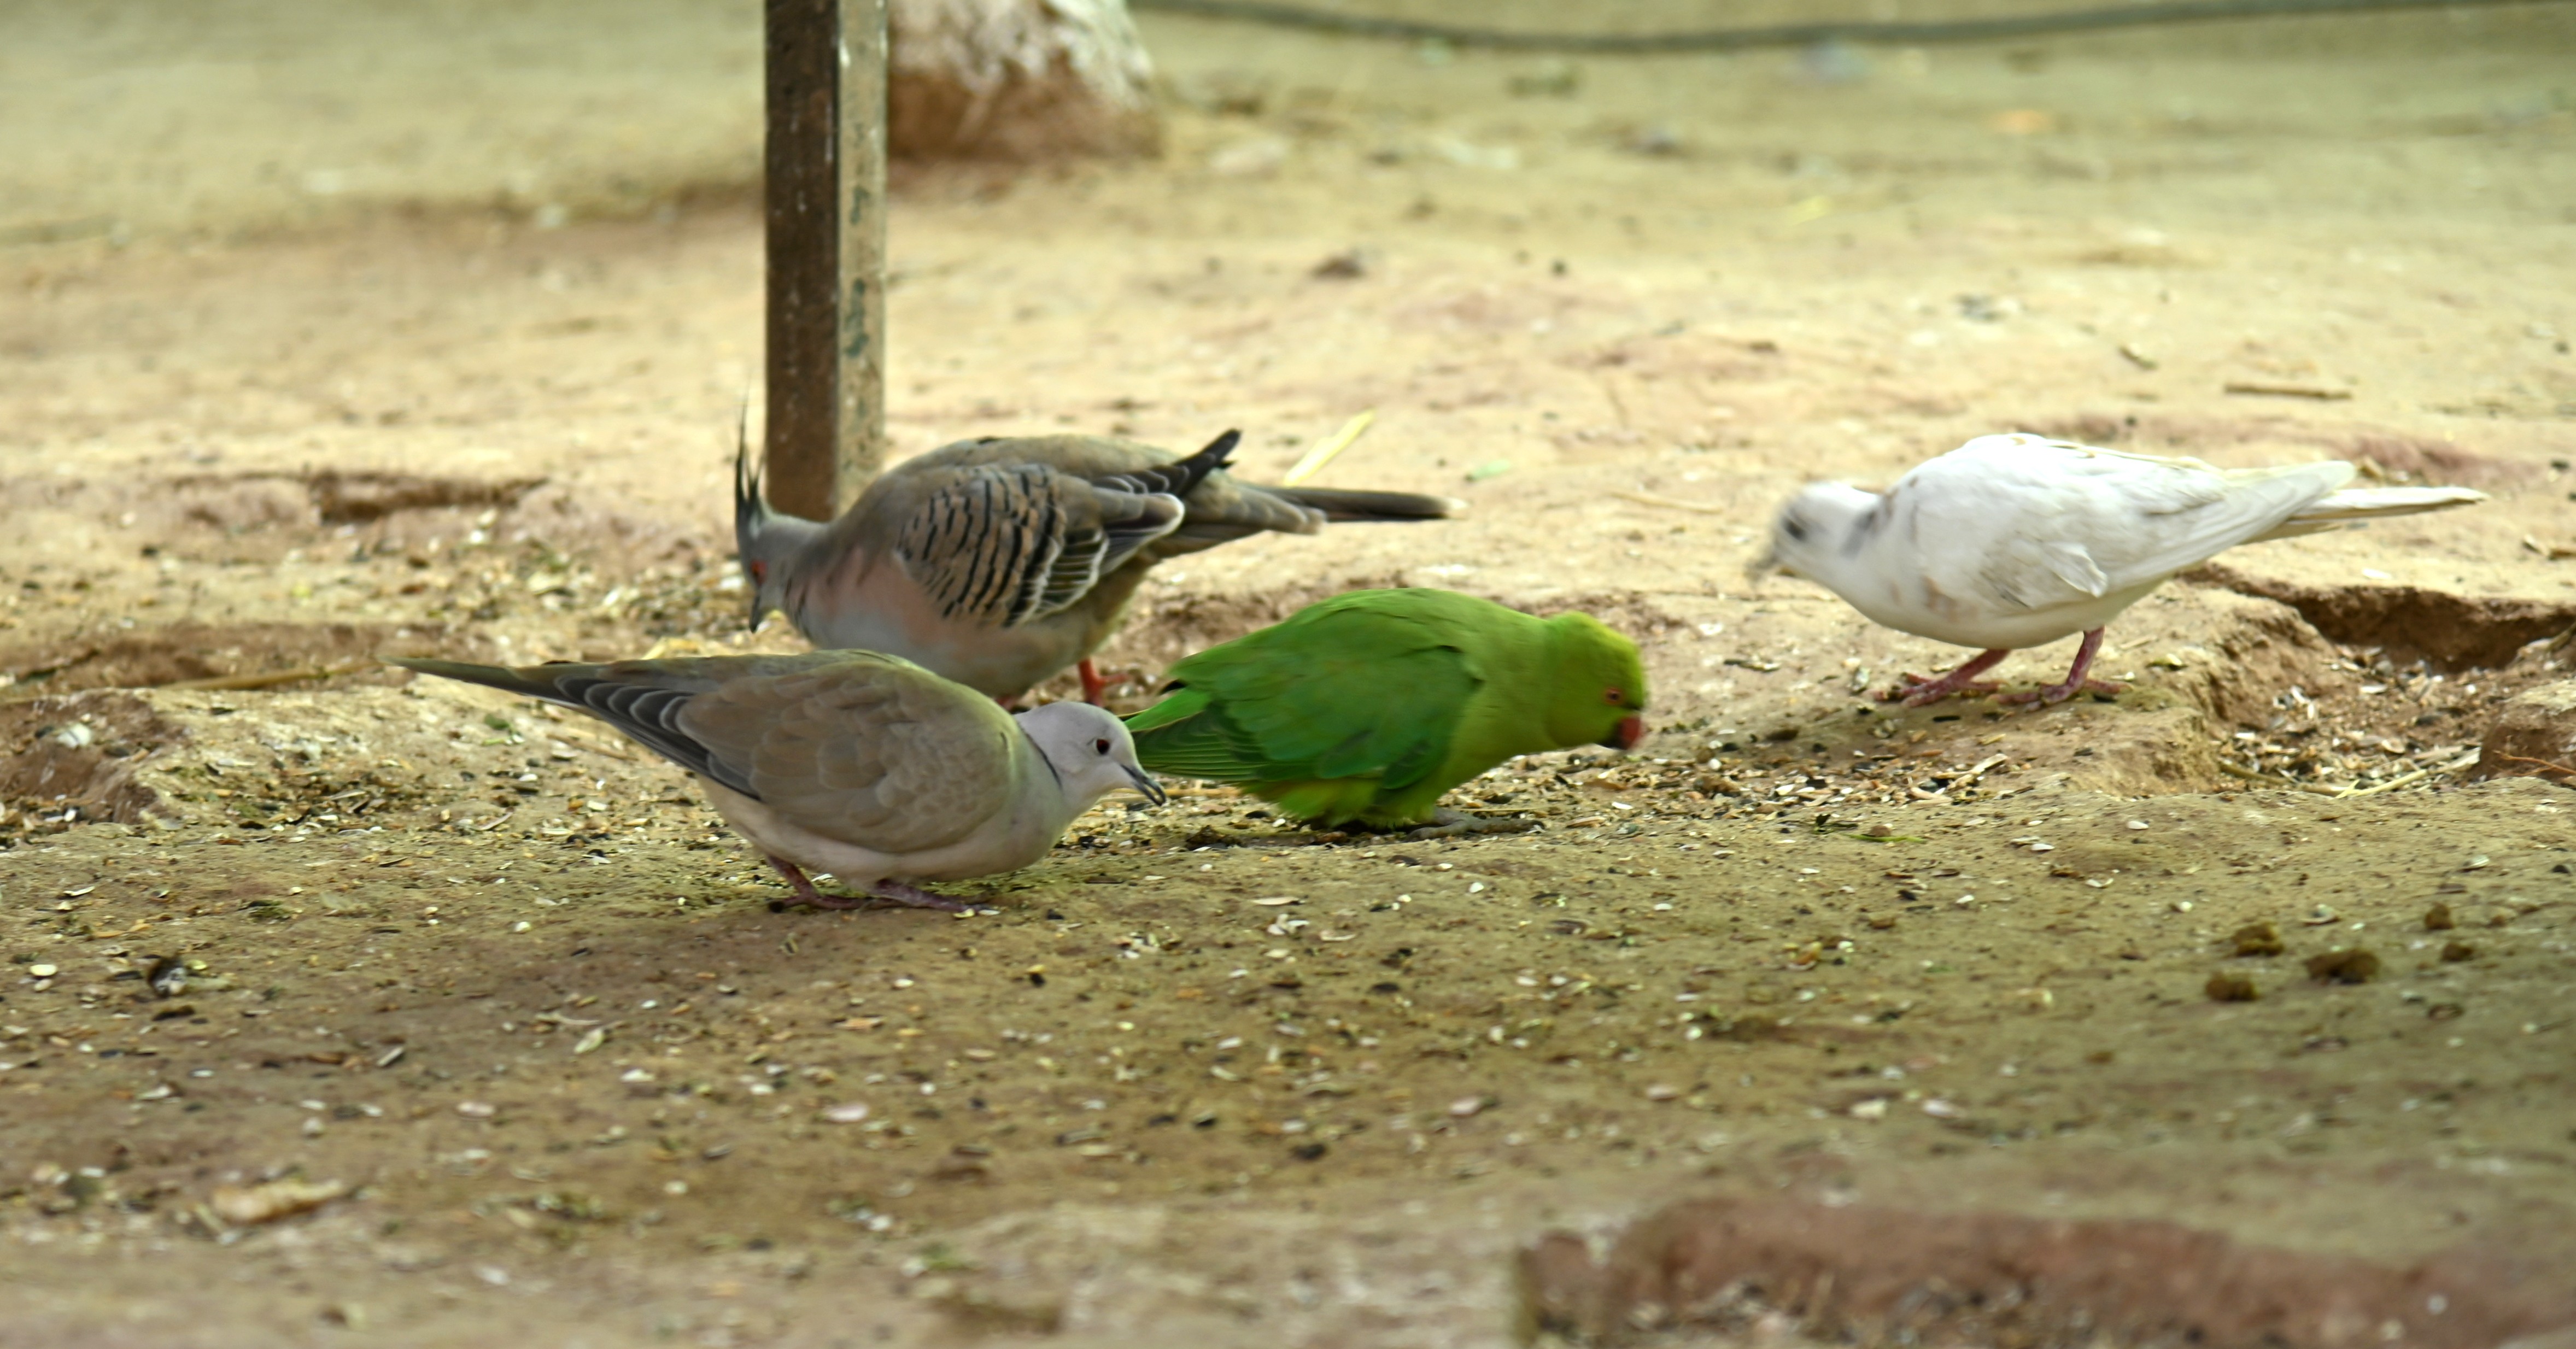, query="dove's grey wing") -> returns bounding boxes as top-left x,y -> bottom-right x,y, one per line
888,462 -> 1185,629
389,654 -> 876,784
674,655 -> 1024,855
